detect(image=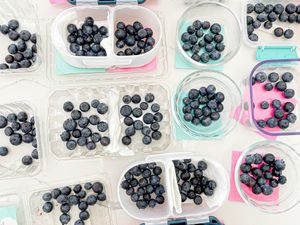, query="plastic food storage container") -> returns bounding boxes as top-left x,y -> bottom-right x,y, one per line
29,177 -> 113,225
0,101 -> 43,179
0,0 -> 41,74
243,0 -> 300,47
47,83 -> 172,160
176,1 -> 242,68
51,5 -> 162,69
173,70 -> 243,139
117,153 -> 229,224
234,140 -> 300,213
246,58 -> 300,137
50,0 -> 147,4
